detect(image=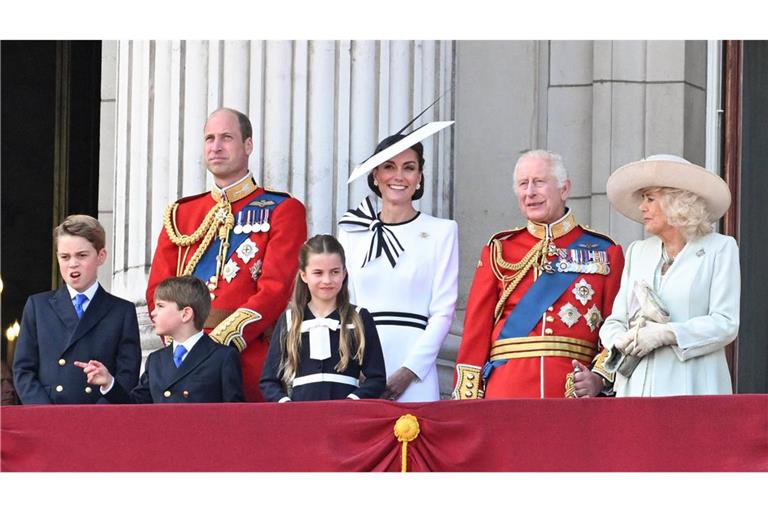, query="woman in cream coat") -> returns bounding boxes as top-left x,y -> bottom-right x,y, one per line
600,155 -> 739,396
